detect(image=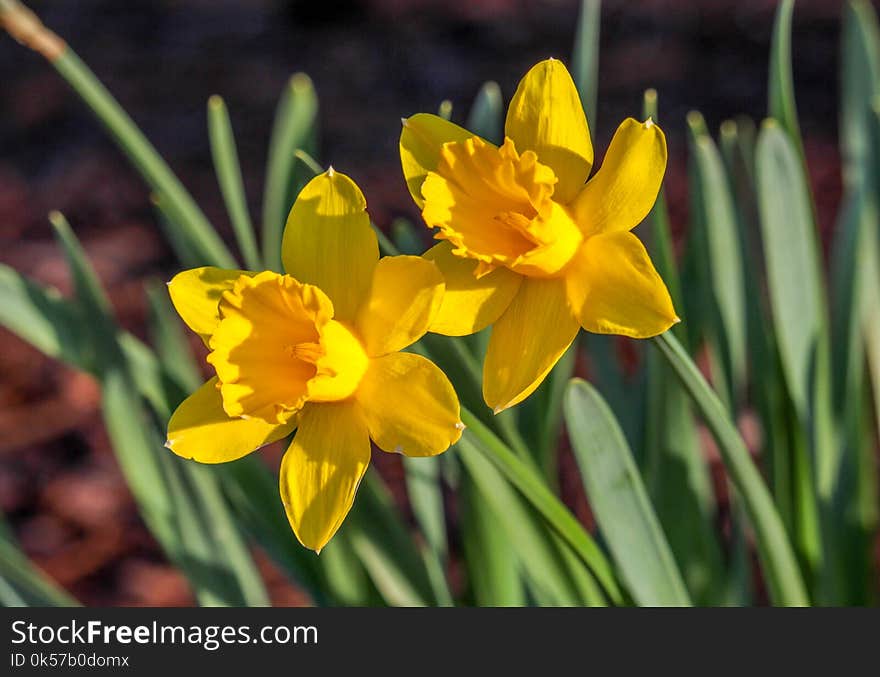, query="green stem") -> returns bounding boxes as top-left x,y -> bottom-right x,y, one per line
651,331 -> 808,606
